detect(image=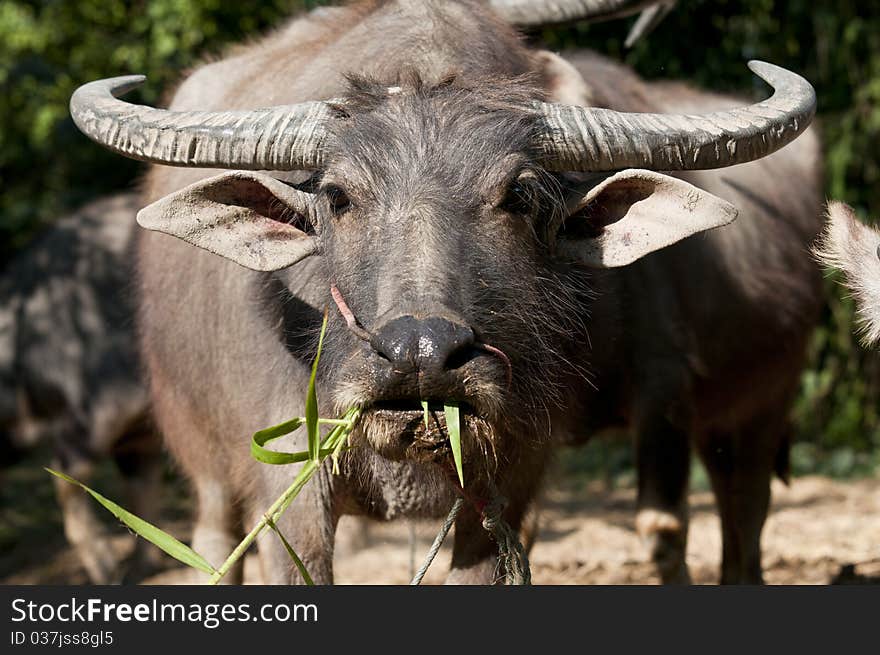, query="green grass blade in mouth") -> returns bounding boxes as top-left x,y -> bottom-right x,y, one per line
444,402 -> 464,487
422,400 -> 430,429
252,417 -> 306,464
306,311 -> 328,462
